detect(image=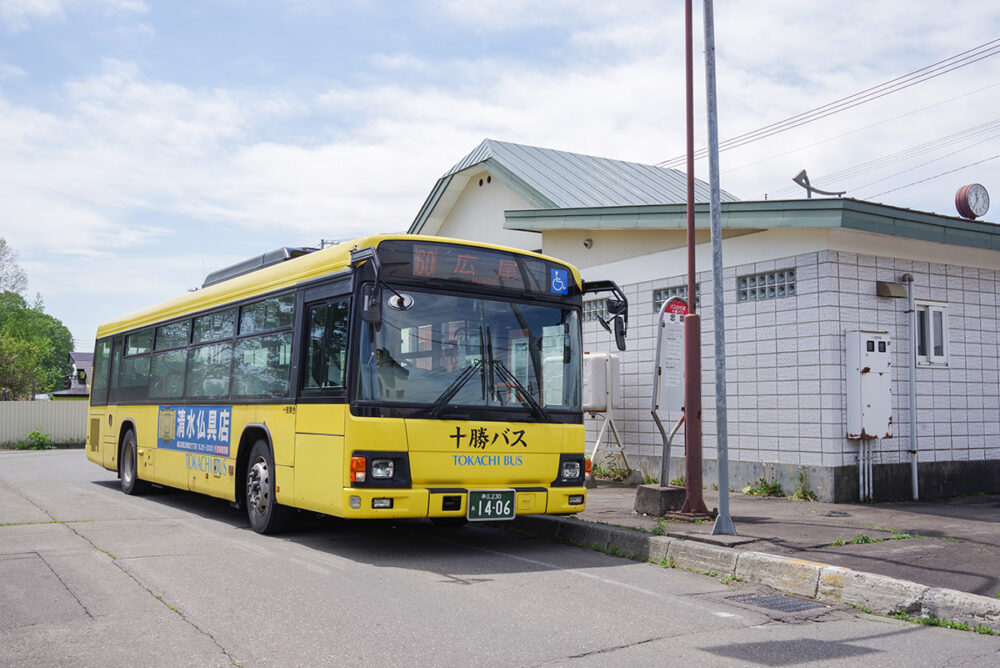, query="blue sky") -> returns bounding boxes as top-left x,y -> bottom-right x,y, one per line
3,1 -> 1000,352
